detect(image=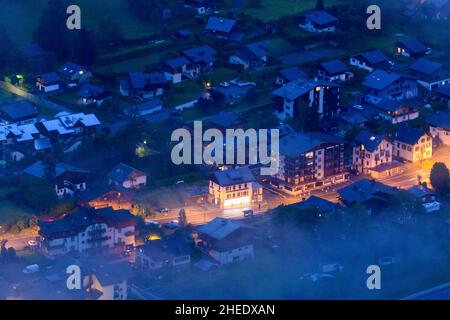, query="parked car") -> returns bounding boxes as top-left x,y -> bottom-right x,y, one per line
27,240 -> 38,247
352,104 -> 364,111
156,207 -> 169,214
164,220 -> 179,230
319,263 -> 344,273
23,264 -> 40,274
378,256 -> 400,266
145,220 -> 161,228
